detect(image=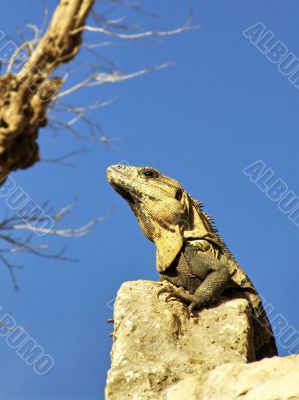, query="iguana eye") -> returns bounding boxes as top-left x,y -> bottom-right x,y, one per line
175,189 -> 183,201
142,169 -> 158,178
